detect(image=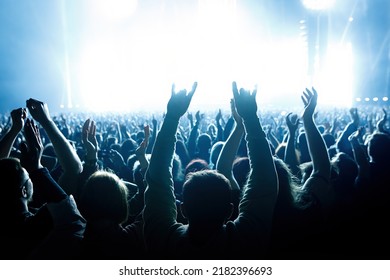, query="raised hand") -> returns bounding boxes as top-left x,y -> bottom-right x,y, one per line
0,107 -> 28,158
377,108 -> 388,133
230,98 -> 243,126
286,112 -> 299,132
216,109 -> 222,123
26,98 -> 52,125
301,87 -> 318,119
152,115 -> 158,128
135,124 -> 150,169
10,107 -> 27,132
349,107 -> 360,126
82,118 -> 98,161
187,112 -> 193,124
166,82 -> 197,119
232,81 -> 258,120
195,110 -> 204,125
348,126 -> 365,144
20,118 -> 44,172
108,149 -> 126,170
